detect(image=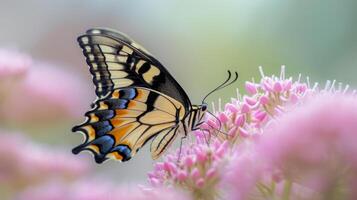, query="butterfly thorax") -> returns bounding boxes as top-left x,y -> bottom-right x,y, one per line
185,104 -> 207,132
